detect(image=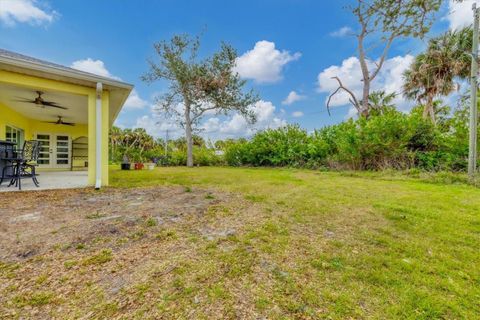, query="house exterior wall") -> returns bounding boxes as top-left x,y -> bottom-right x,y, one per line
0,103 -> 88,144
0,70 -> 111,186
